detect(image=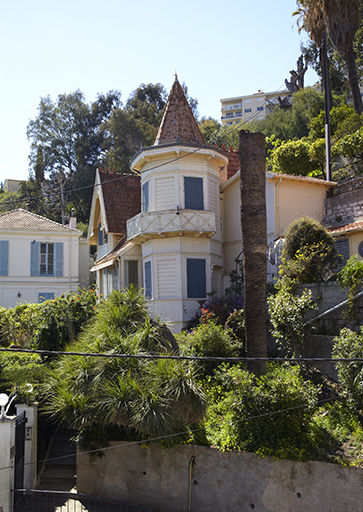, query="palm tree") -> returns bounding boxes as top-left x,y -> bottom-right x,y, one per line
41,287 -> 205,446
323,0 -> 362,115
295,0 -> 362,115
239,131 -> 267,375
